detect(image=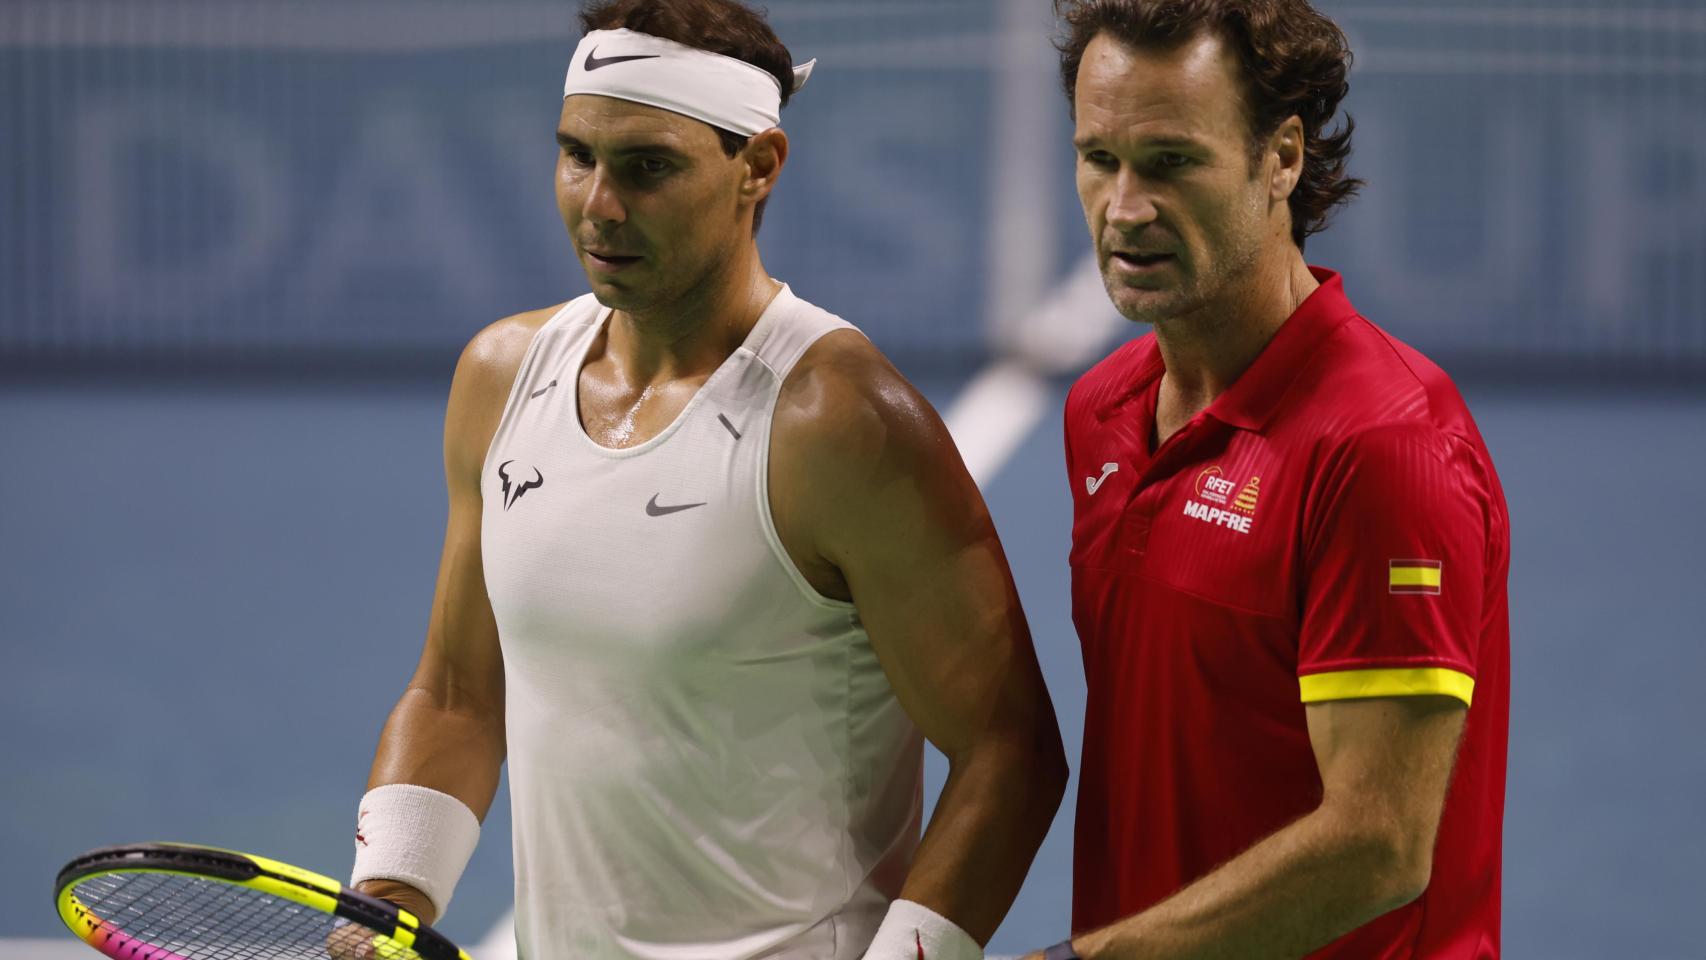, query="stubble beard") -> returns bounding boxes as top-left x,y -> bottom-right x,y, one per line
592,236 -> 743,335
1102,261 -> 1204,327
1102,196 -> 1268,334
